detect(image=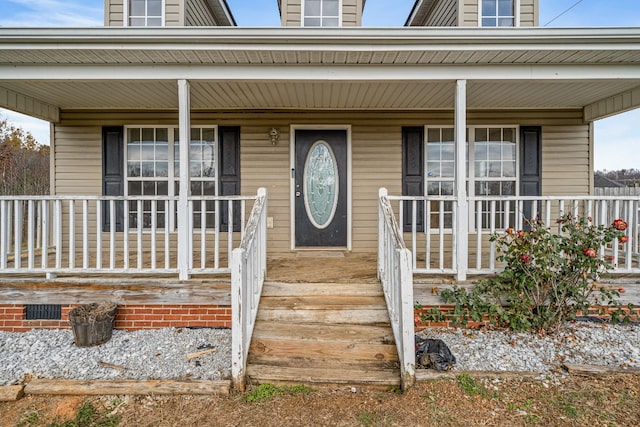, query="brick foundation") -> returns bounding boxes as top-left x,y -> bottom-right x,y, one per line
0,304 -> 232,332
